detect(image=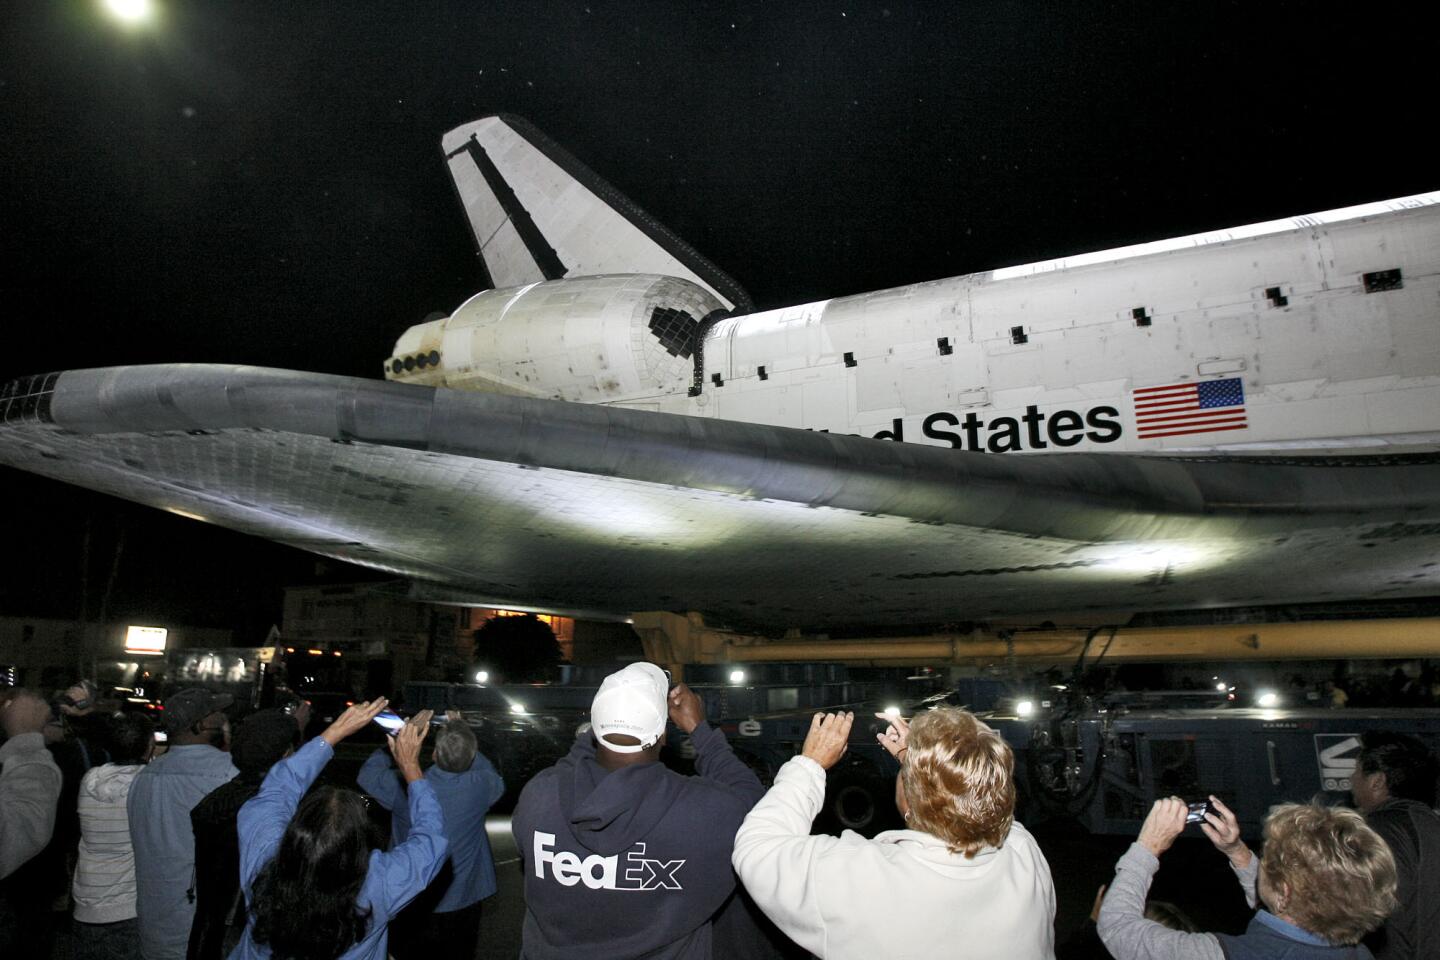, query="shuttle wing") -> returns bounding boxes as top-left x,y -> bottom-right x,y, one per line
442,115 -> 751,312
3,365 -> 1439,629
